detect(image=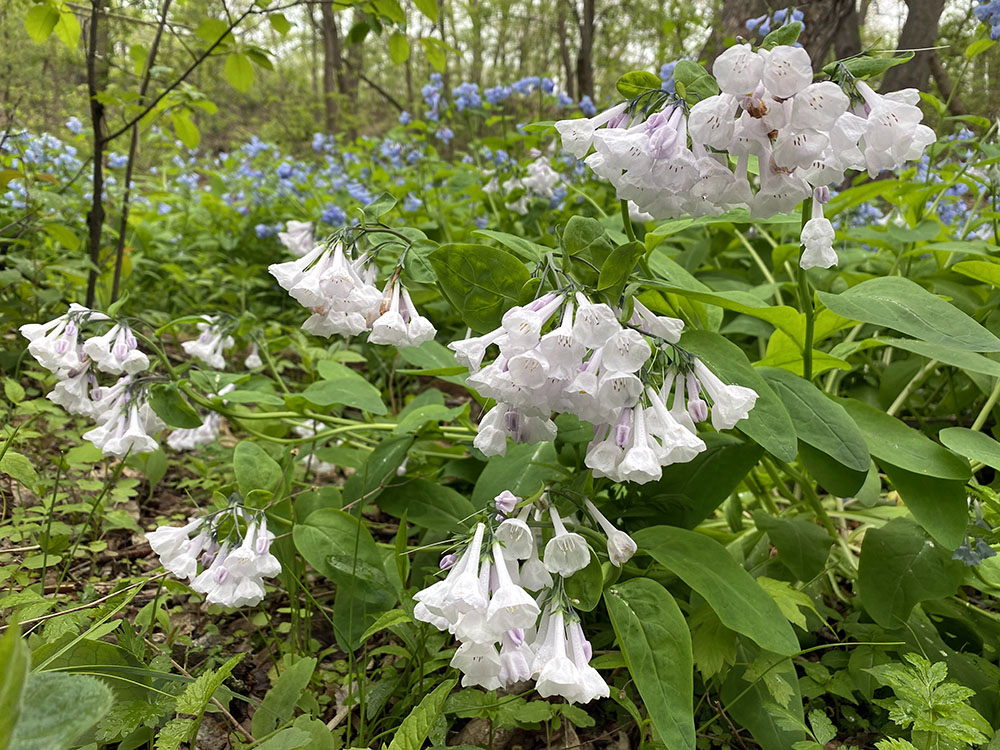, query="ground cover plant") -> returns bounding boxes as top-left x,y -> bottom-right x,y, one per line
4,1 -> 1000,749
